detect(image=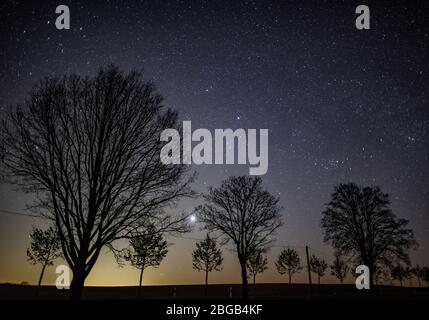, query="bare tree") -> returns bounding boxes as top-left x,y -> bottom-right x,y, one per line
246,248 -> 268,286
192,233 -> 223,296
121,224 -> 168,296
373,263 -> 390,285
0,65 -> 194,299
275,248 -> 302,285
309,254 -> 327,285
196,176 -> 282,299
403,266 -> 413,287
27,226 -> 62,295
330,253 -> 349,285
321,183 -> 417,288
